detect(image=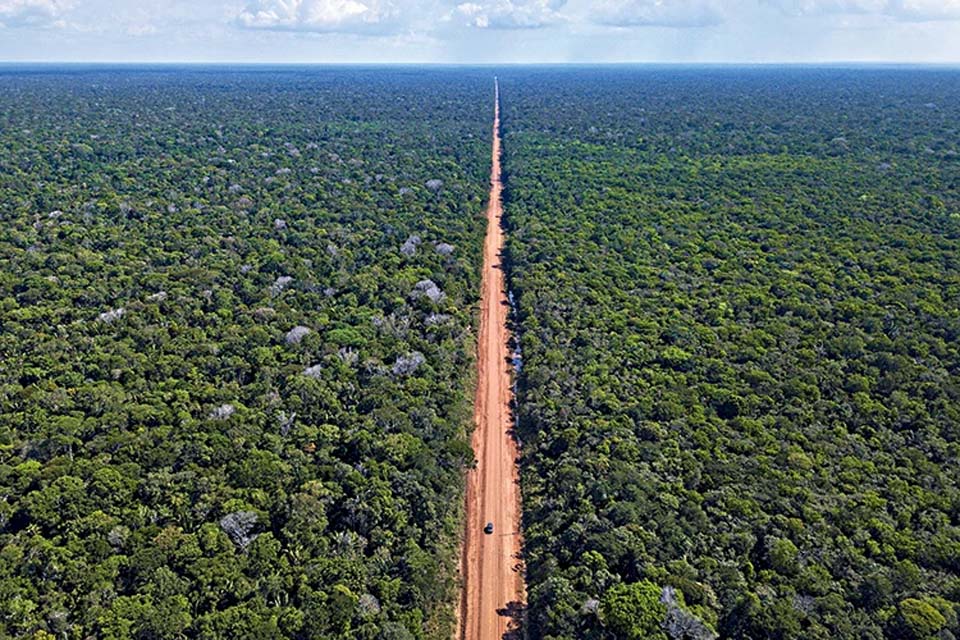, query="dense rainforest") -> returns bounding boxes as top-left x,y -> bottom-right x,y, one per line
0,67 -> 492,639
499,67 -> 960,640
5,64 -> 960,640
